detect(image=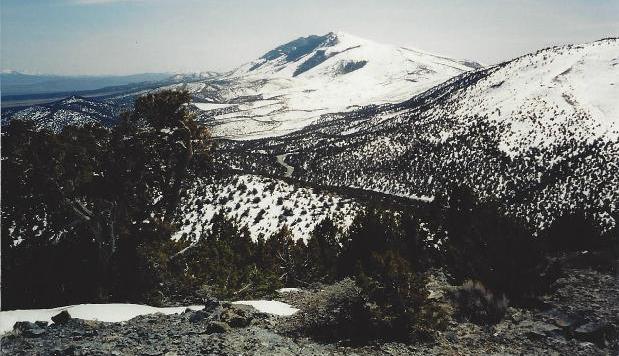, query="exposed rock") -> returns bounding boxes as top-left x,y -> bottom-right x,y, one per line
574,322 -> 613,347
206,321 -> 231,334
521,321 -> 562,340
13,321 -> 46,338
35,321 -> 49,328
188,310 -> 209,323
52,310 -> 72,325
220,303 -> 255,328
1,268 -> 616,355
543,309 -> 580,331
203,297 -> 221,313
